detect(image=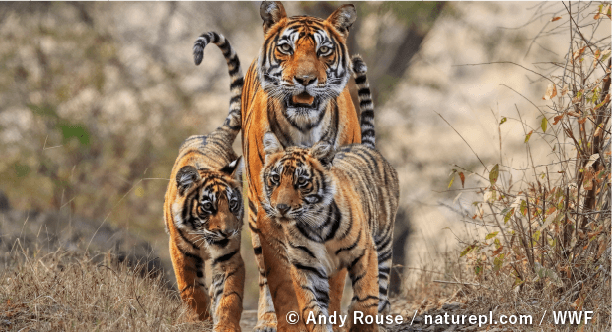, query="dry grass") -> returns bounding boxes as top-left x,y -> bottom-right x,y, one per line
433,3 -> 611,331
0,247 -> 211,332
